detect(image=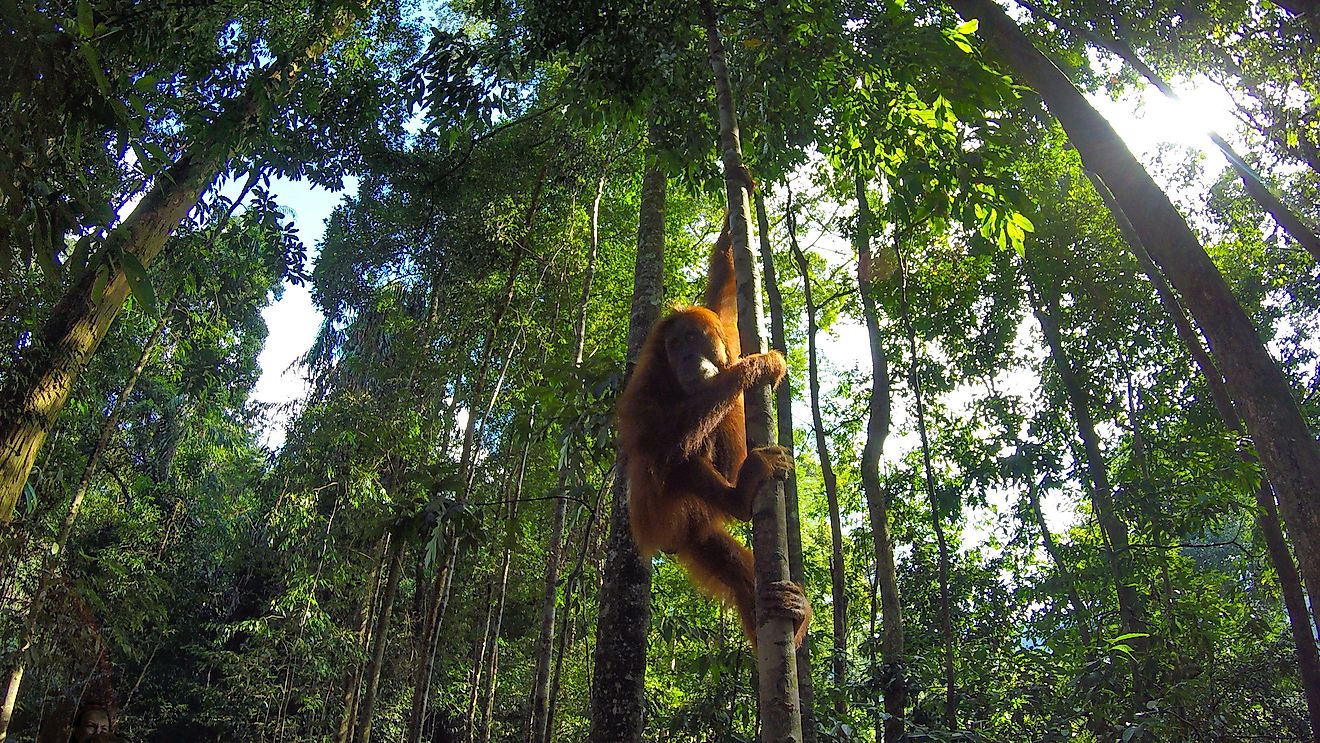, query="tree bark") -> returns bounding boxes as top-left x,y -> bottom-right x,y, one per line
854,176 -> 906,743
0,3 -> 371,522
1086,175 -> 1320,736
587,152 -> 663,743
478,488 -> 522,743
948,0 -> 1320,668
0,313 -> 166,741
755,190 -> 817,742
787,198 -> 847,712
1028,284 -> 1146,705
702,2 -> 803,739
354,534 -> 405,743
894,241 -> 956,730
